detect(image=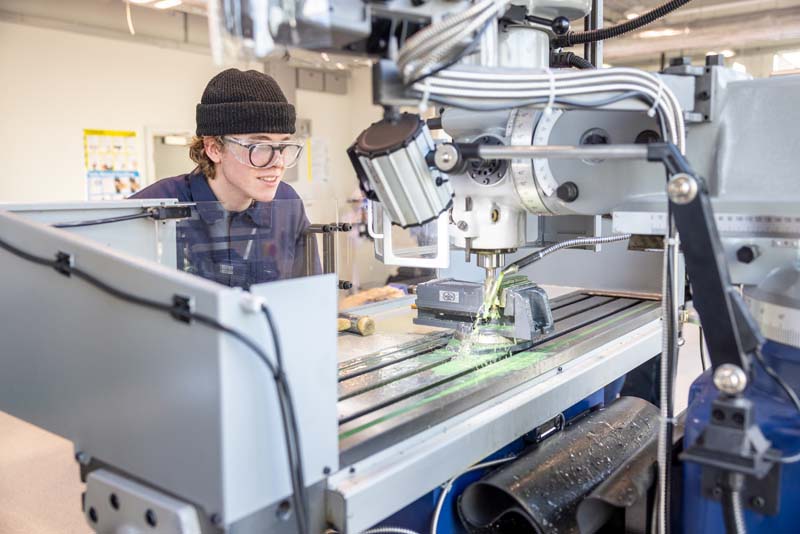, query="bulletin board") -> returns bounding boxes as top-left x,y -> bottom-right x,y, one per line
83,129 -> 142,200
